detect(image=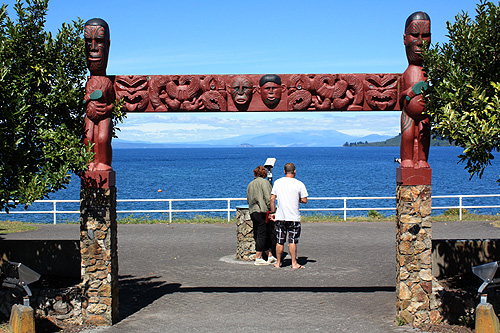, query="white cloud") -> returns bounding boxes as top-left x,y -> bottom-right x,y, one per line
117,111 -> 401,143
